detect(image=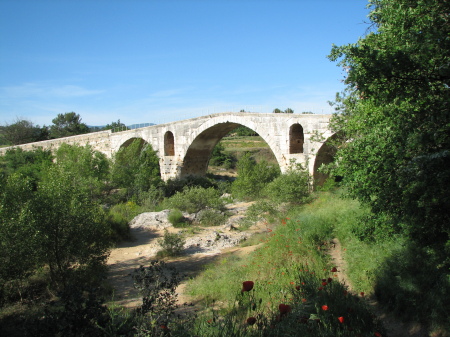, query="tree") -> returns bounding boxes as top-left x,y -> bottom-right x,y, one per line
328,0 -> 450,266
32,166 -> 112,287
231,152 -> 280,200
0,118 -> 48,145
103,119 -> 127,132
111,139 -> 162,197
273,108 -> 294,113
49,112 -> 89,139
